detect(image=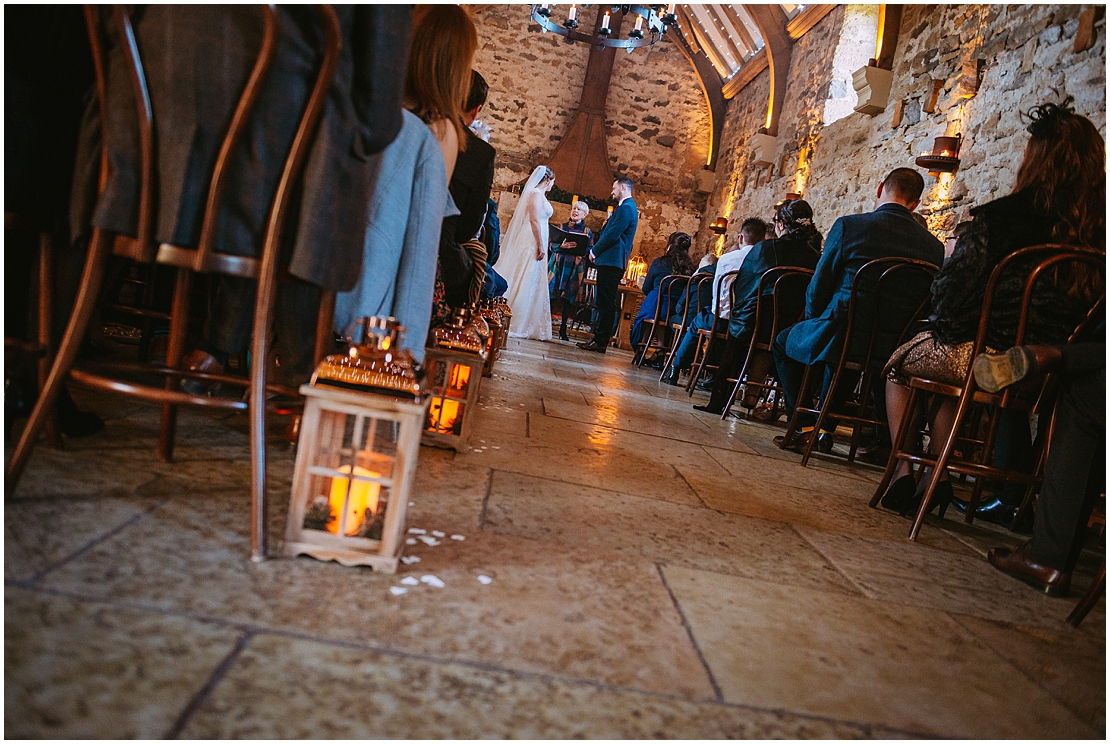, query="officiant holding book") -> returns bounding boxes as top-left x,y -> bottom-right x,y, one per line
549,200 -> 594,340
